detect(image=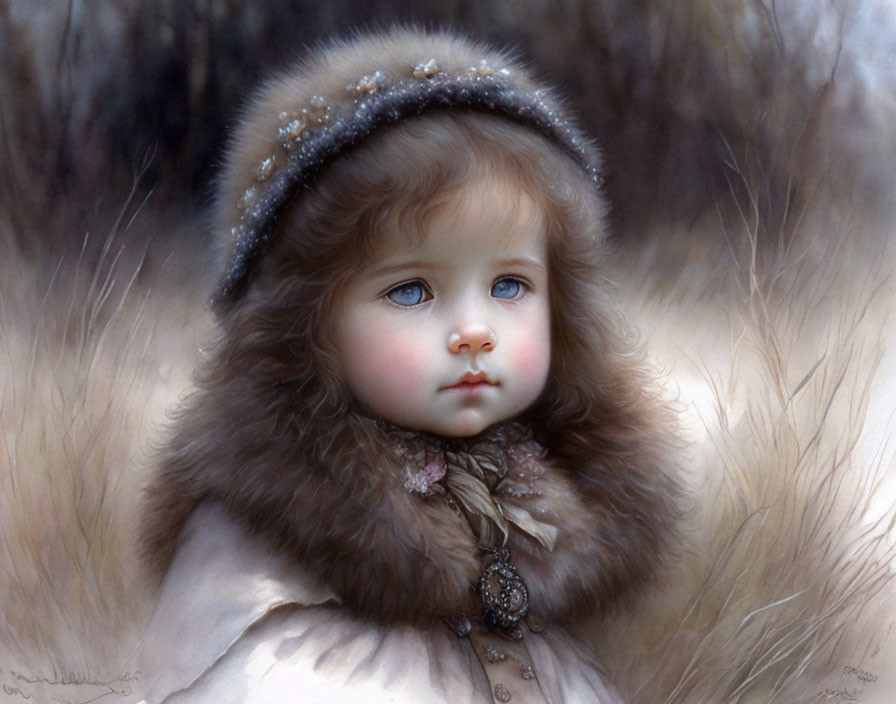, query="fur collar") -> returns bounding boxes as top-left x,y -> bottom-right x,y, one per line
143,396 -> 679,627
